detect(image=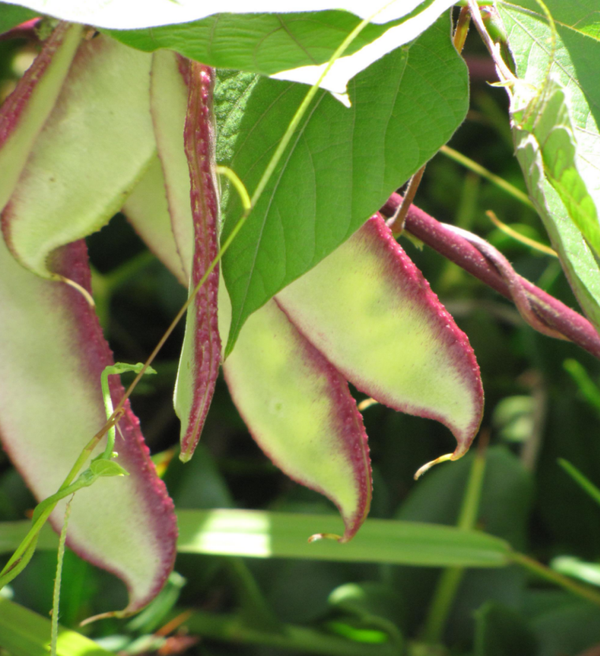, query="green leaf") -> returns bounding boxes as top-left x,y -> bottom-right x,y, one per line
558,458 -> 600,507
0,0 -> 447,30
499,0 -> 600,331
107,1 -> 457,93
1,510 -> 512,567
175,510 -> 511,567
108,12 -> 393,76
533,85 -> 600,256
0,598 -> 112,656
221,14 -> 468,351
89,459 -> 129,477
510,89 -> 600,332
